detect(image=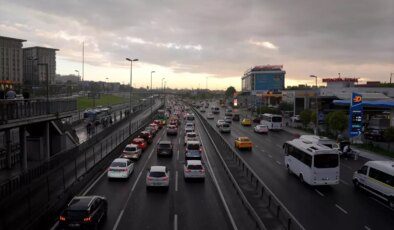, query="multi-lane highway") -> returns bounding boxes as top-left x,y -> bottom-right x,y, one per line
202,105 -> 394,230
54,102 -> 257,230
